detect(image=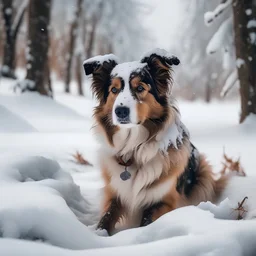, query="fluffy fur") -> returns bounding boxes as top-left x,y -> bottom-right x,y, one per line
83,49 -> 227,235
